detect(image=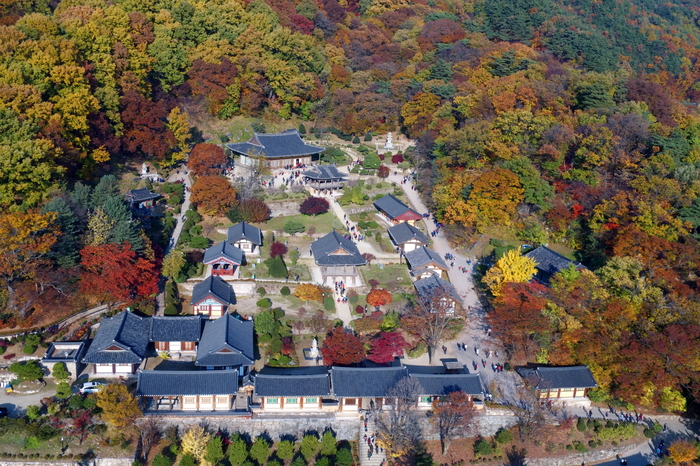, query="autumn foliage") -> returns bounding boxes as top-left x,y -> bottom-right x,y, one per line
299,196 -> 330,216
188,143 -> 228,177
238,198 -> 271,223
270,241 -> 288,258
80,242 -> 159,303
366,288 -> 393,309
190,176 -> 238,216
367,332 -> 409,364
294,283 -> 322,303
321,327 -> 365,366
